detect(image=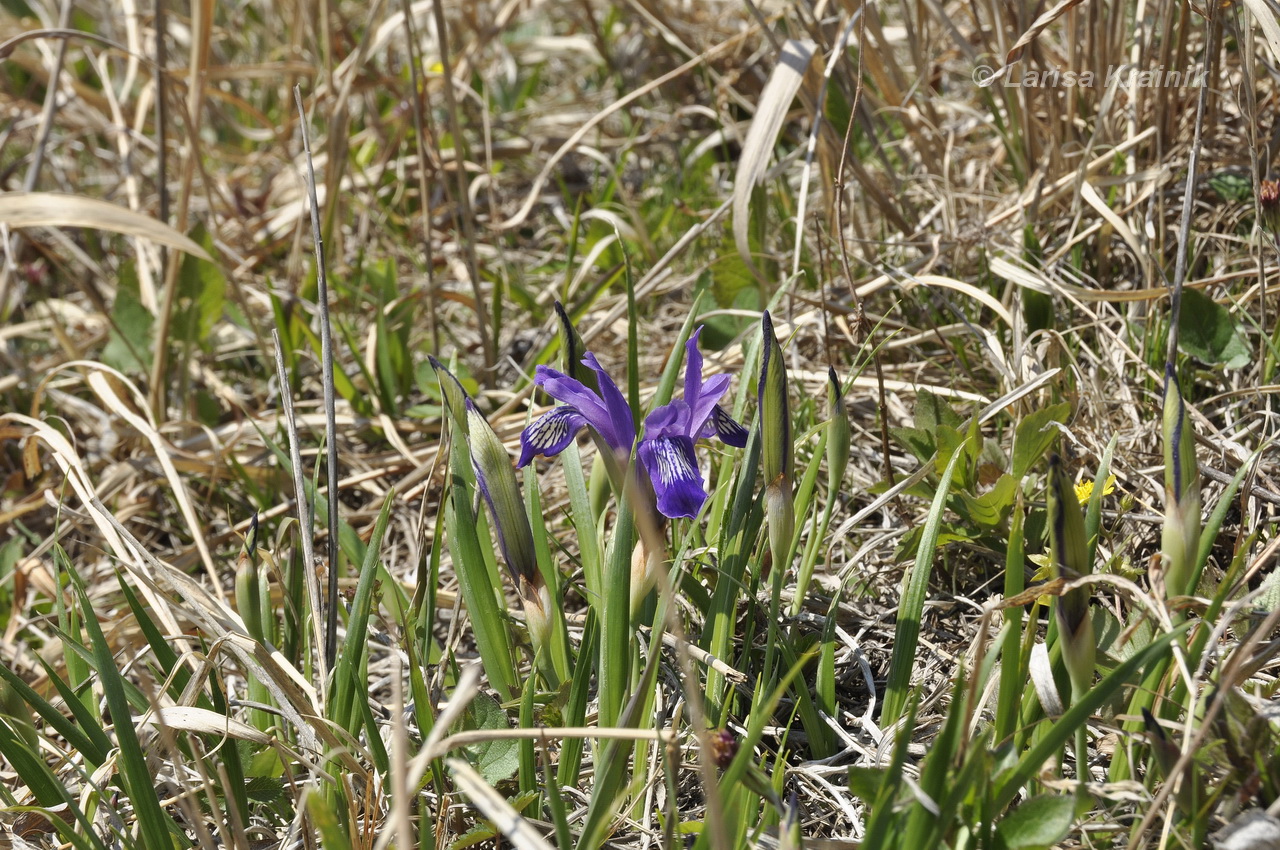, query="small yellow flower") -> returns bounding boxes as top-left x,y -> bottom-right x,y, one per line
1075,474 -> 1116,506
